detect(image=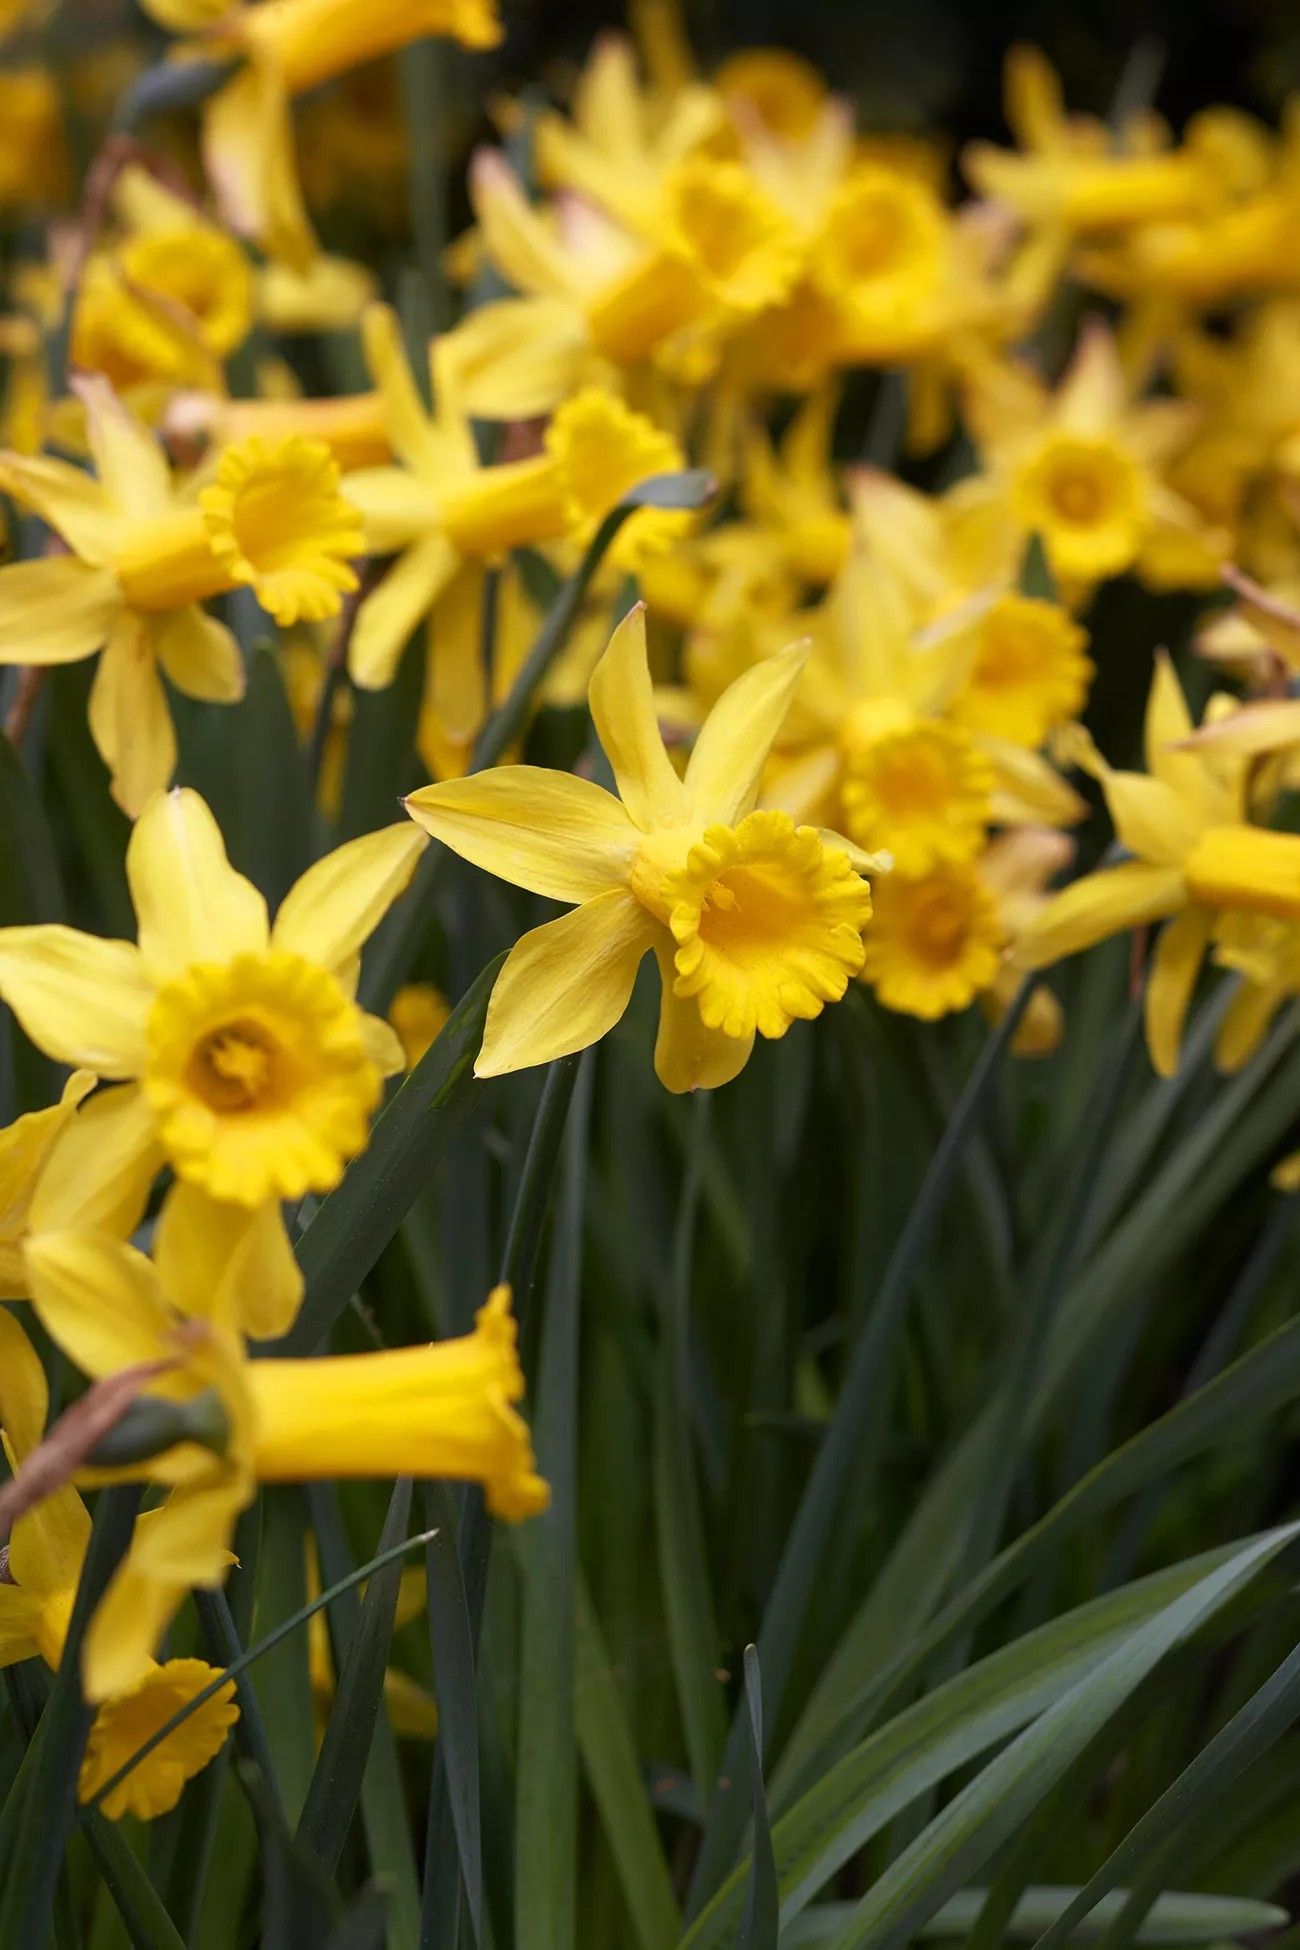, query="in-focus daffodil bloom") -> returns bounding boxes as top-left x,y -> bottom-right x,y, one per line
961,321 -> 1224,594
0,1070 -> 94,1295
860,857 -> 1003,1020
0,379 -> 362,814
963,46 -> 1217,239
405,605 -> 876,1090
141,0 -> 501,270
0,787 -> 424,1333
0,1309 -> 238,1816
345,302 -> 687,694
20,1215 -> 546,1699
1013,654 -> 1300,1074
